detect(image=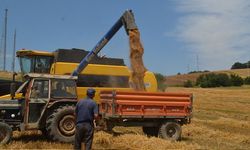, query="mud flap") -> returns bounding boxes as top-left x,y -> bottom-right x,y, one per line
0,122 -> 12,144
